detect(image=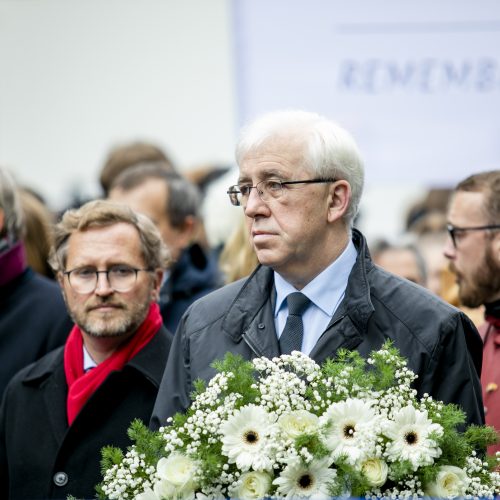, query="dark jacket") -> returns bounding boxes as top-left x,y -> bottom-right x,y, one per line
0,268 -> 72,397
0,325 -> 172,500
151,229 -> 484,430
159,243 -> 221,333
